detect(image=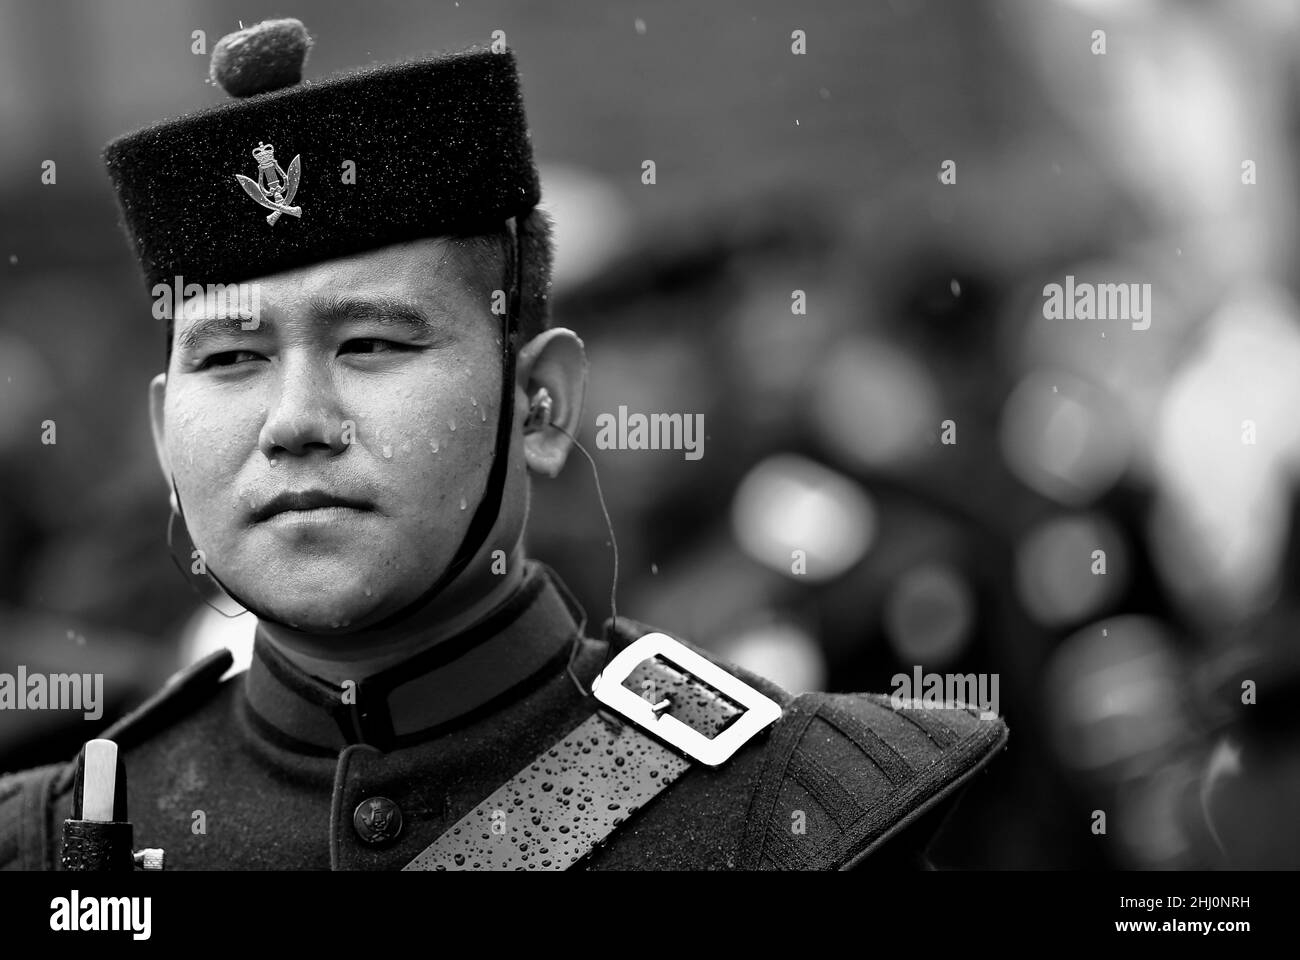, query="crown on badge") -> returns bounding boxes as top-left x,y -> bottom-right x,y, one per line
252,142 -> 276,167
